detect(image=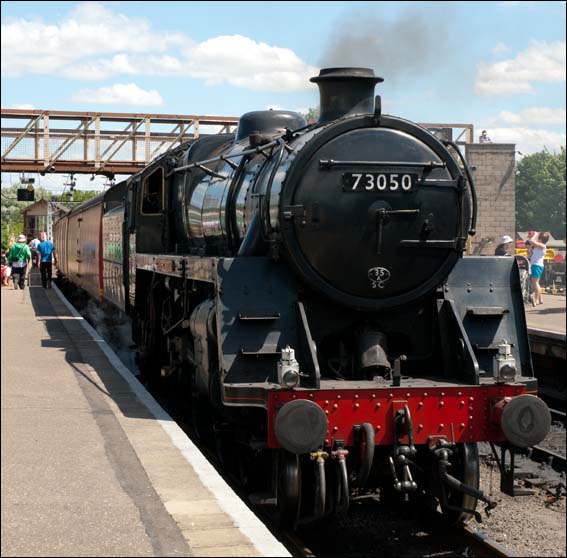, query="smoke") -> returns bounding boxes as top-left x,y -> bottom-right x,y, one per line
319,6 -> 455,85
